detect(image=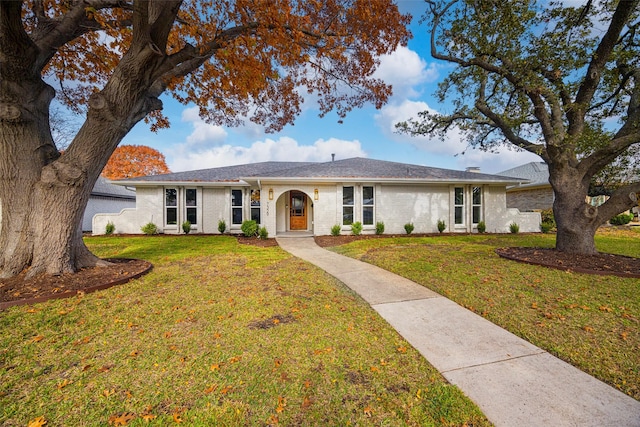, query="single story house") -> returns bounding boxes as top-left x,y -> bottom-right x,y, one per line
93,157 -> 541,236
497,162 -> 554,211
83,177 -> 136,232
